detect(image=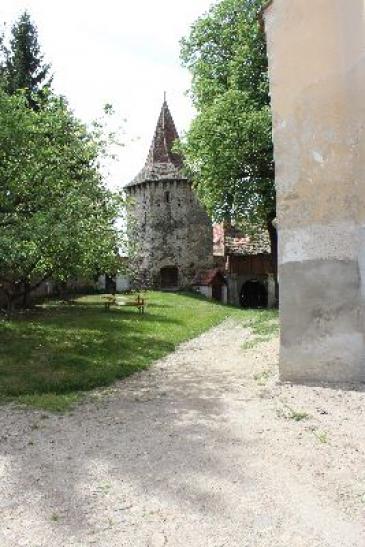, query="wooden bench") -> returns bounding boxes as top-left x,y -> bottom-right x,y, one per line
103,295 -> 117,311
103,294 -> 145,314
